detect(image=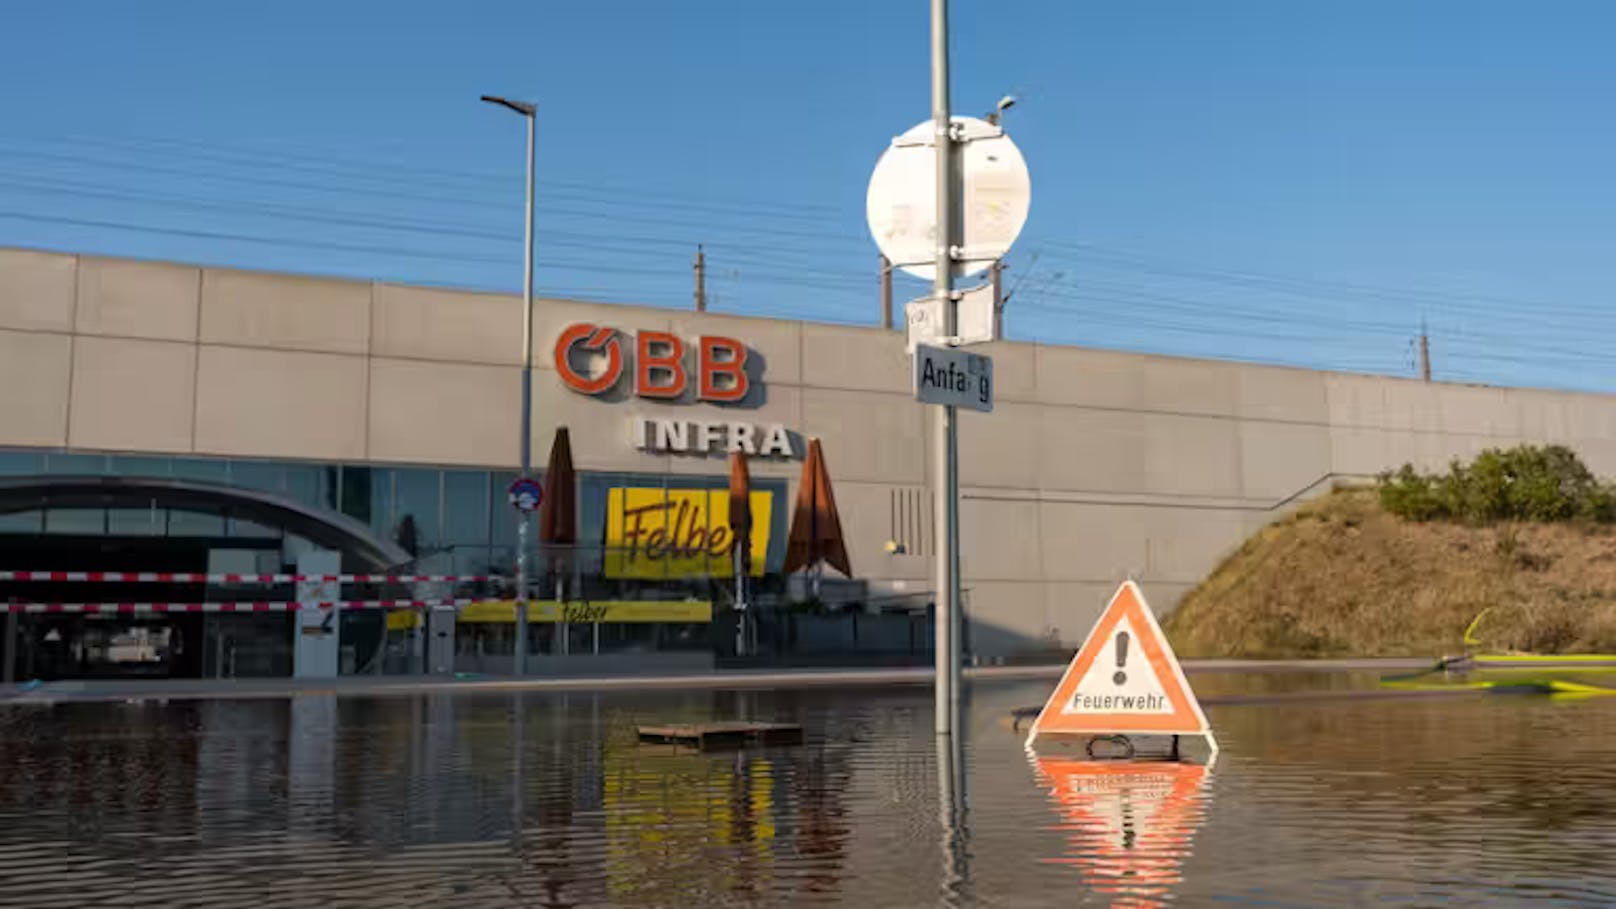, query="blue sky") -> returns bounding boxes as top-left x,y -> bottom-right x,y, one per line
2,1 -> 1614,390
